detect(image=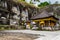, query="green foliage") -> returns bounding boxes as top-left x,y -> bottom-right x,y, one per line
0,25 -> 17,30
23,0 -> 25,1
38,1 -> 50,7
54,1 -> 58,4
30,1 -> 33,4
30,25 -> 33,29
19,0 -> 25,1
30,0 -> 40,4
34,0 -> 40,2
